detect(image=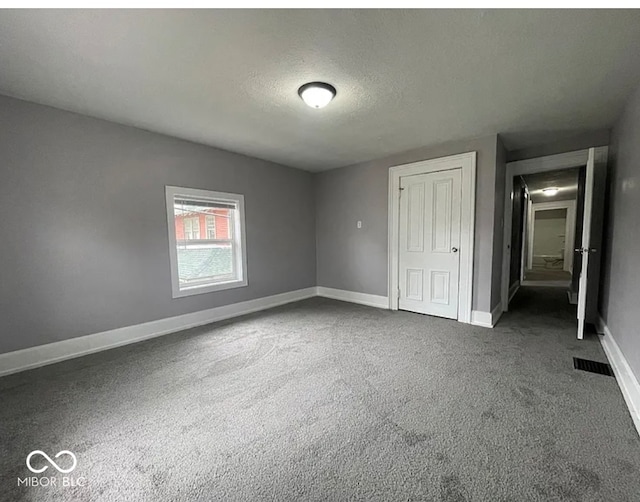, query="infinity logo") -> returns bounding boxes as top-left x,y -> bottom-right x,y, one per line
26,450 -> 77,474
